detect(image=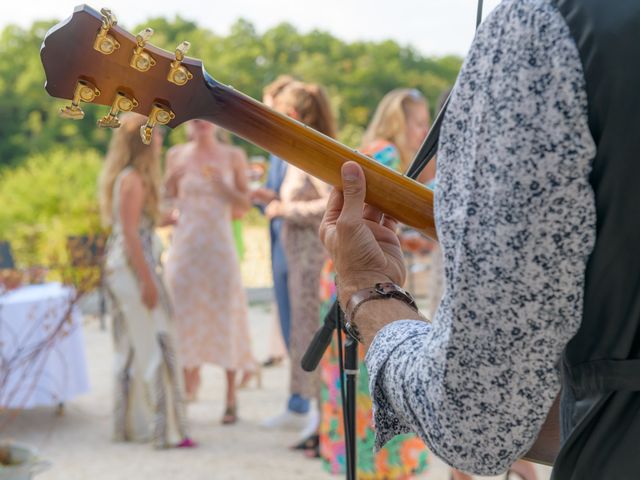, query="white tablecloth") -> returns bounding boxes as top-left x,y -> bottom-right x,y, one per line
0,283 -> 90,408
